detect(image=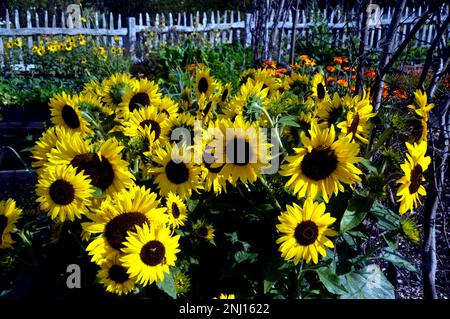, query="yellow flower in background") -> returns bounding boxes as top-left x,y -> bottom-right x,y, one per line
37,46 -> 46,56
215,294 -> 236,299
78,34 -> 86,45
192,219 -> 215,241
14,37 -> 22,47
6,40 -> 14,49
81,57 -> 88,64
407,90 -> 434,121
97,257 -> 136,295
280,123 -> 363,202
0,198 -> 23,249
165,193 -> 188,228
401,218 -> 421,244
276,199 -> 337,264
396,141 -> 431,214
121,223 -> 180,286
310,73 -> 328,101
